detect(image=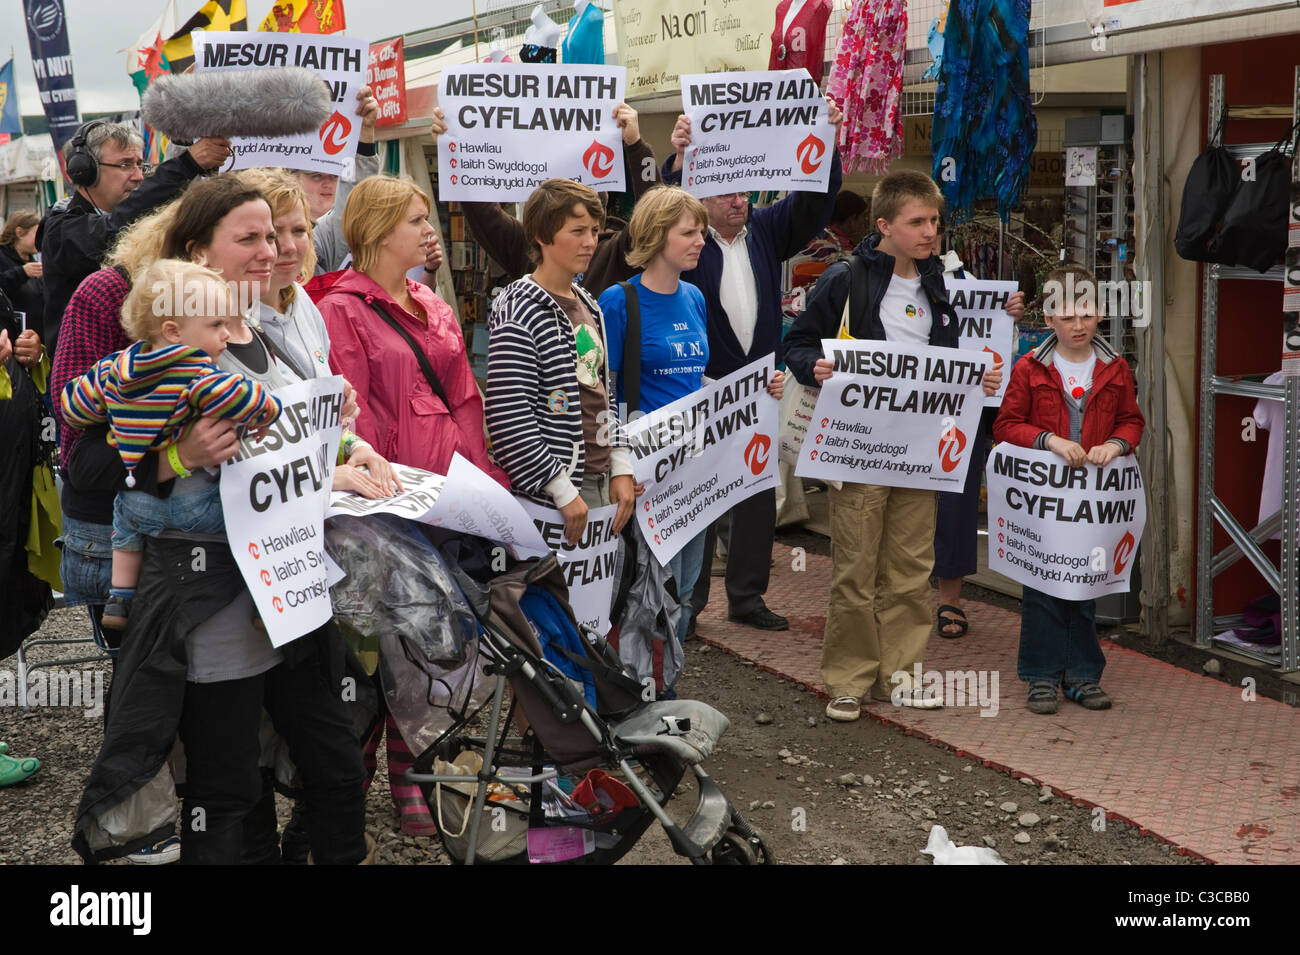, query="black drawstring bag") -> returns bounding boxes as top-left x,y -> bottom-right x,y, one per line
1206,119 -> 1300,273
1174,118 -> 1240,264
